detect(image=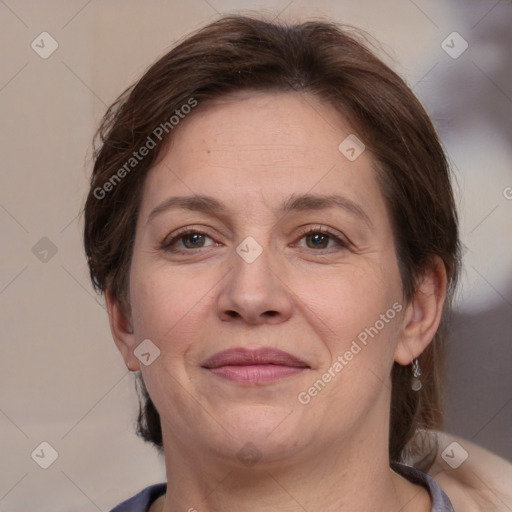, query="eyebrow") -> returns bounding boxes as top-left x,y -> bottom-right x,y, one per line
281,193 -> 373,228
146,193 -> 373,229
147,195 -> 229,225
